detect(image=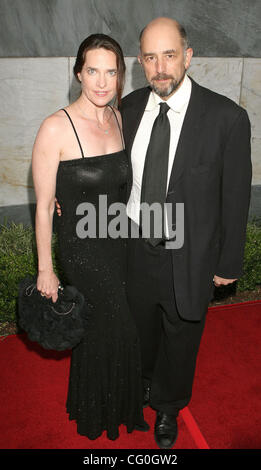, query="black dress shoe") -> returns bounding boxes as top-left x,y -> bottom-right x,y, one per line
154,412 -> 178,449
143,385 -> 151,408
